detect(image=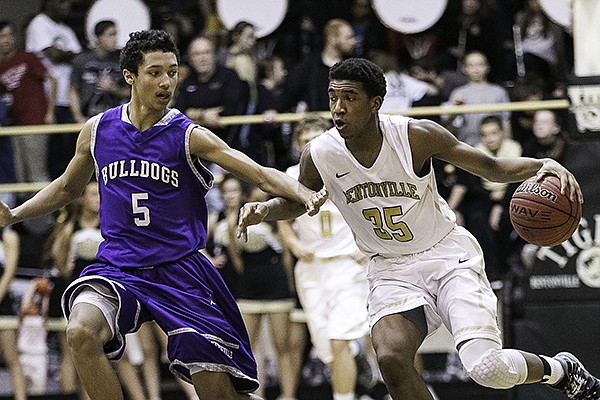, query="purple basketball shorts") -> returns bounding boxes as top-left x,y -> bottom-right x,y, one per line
61,251 -> 259,392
